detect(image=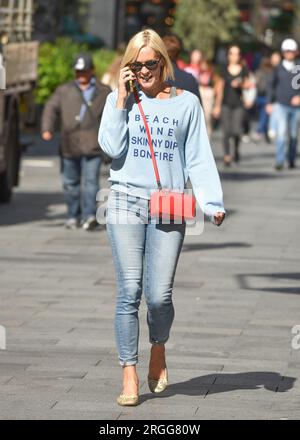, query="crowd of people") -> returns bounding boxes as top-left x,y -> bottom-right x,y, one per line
101,35 -> 300,171
170,39 -> 300,170
40,33 -> 300,231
